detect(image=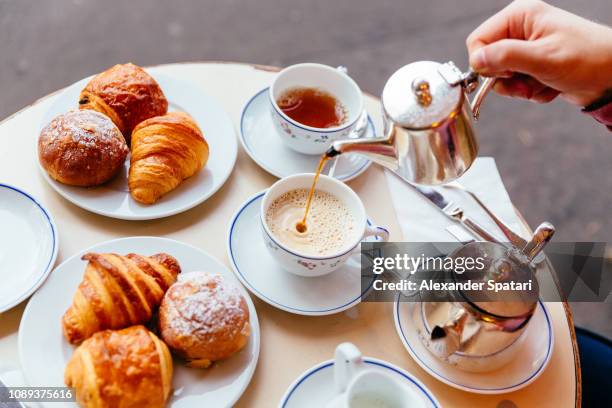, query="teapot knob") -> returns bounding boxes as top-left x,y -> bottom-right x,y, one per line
412,77 -> 433,107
